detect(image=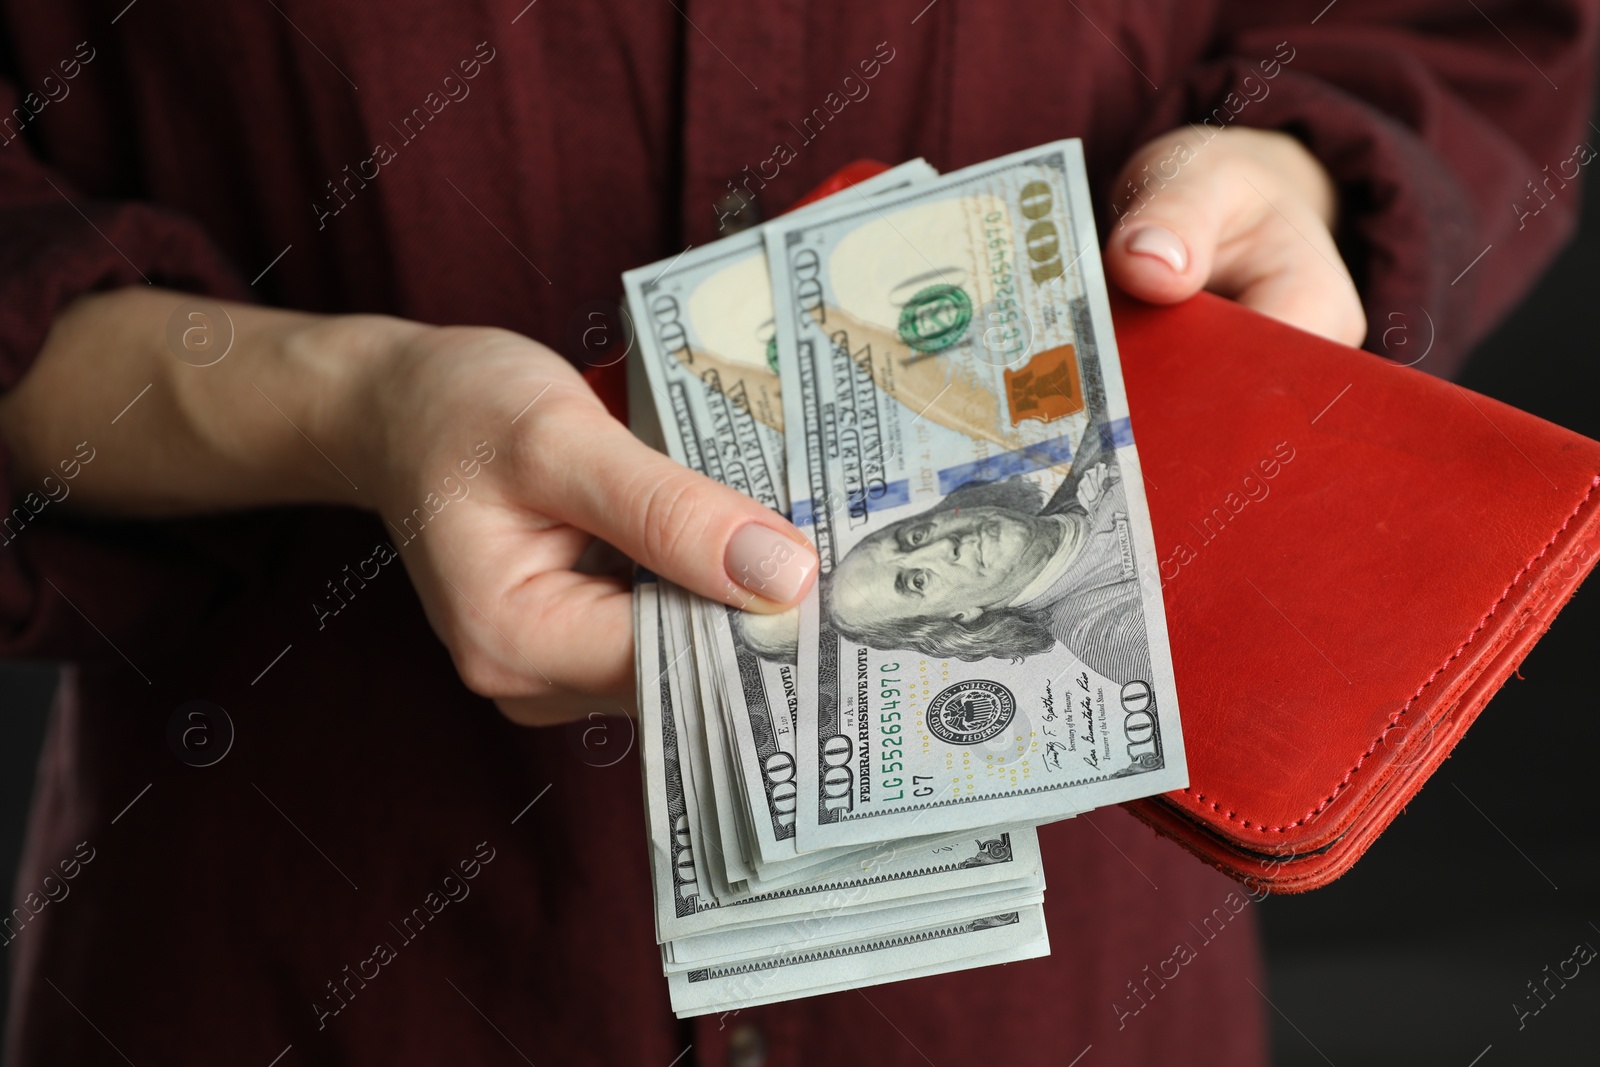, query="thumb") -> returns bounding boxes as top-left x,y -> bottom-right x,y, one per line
1103,157 -> 1228,307
536,401 -> 818,612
